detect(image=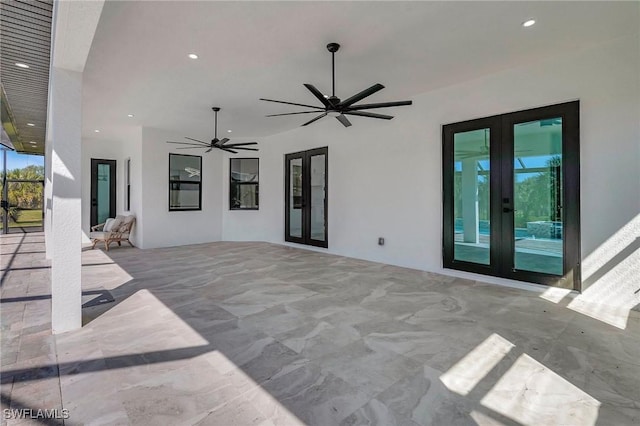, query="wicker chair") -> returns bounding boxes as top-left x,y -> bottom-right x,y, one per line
90,215 -> 135,251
